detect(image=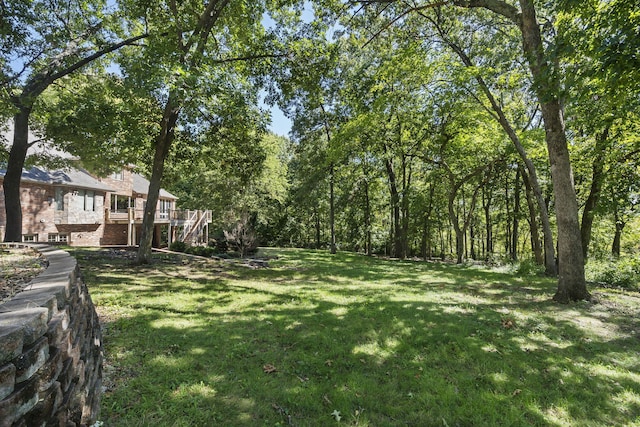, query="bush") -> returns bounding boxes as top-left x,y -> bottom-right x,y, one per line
514,259 -> 545,276
586,257 -> 640,291
214,238 -> 228,254
169,241 -> 188,253
224,214 -> 258,257
184,246 -> 216,258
